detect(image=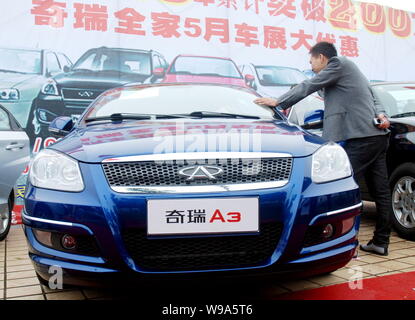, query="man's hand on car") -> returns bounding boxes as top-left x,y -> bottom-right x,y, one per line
254,97 -> 278,107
